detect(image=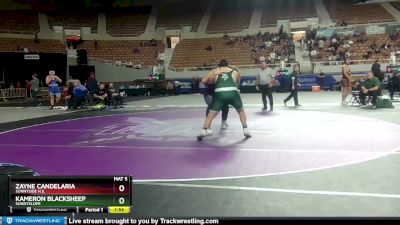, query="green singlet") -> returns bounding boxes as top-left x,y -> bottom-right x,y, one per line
209,69 -> 244,113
